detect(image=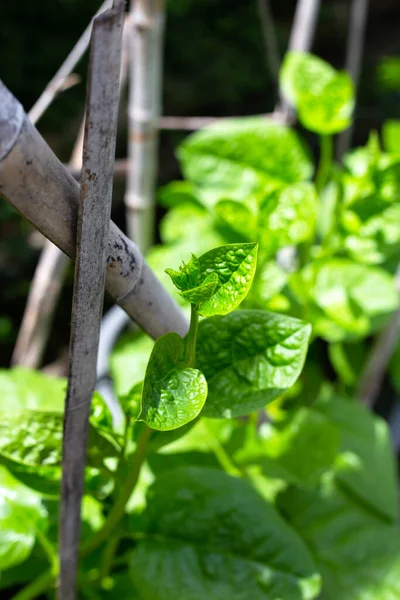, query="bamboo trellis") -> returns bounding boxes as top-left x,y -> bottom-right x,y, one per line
0,0 -> 382,597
